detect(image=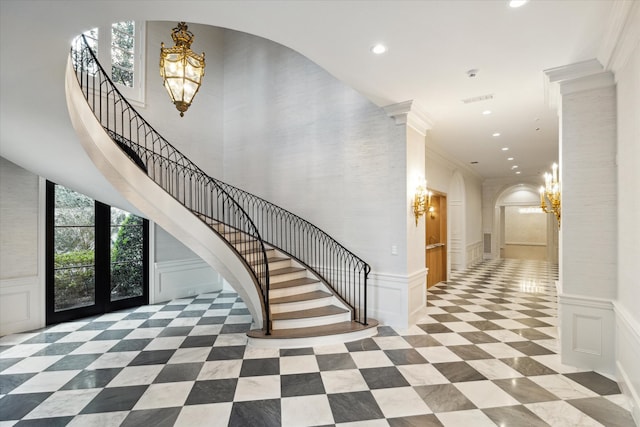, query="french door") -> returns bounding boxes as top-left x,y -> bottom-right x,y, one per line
46,181 -> 148,325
